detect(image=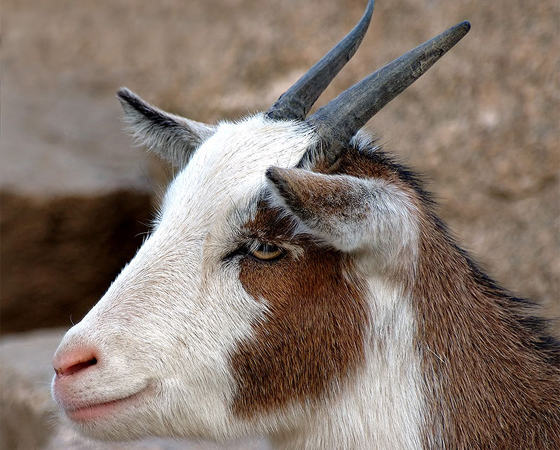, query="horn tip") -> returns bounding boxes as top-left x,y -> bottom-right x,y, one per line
456,20 -> 471,35
443,21 -> 471,47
